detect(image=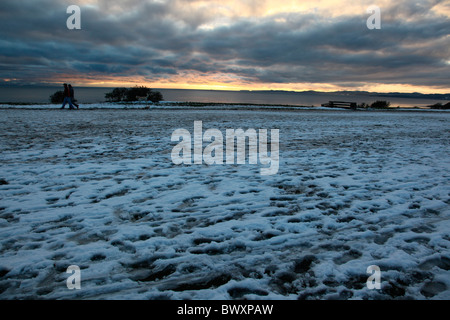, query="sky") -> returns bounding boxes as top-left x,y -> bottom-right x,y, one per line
0,0 -> 449,93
